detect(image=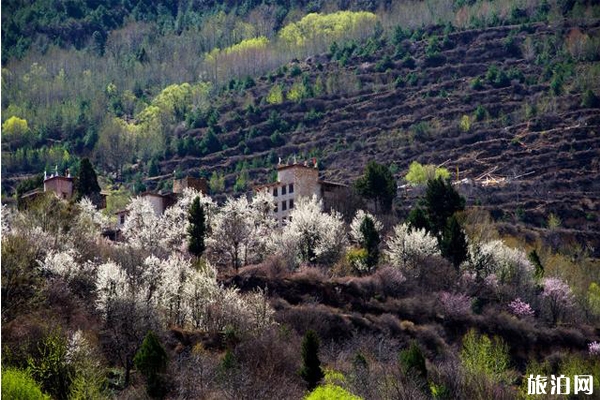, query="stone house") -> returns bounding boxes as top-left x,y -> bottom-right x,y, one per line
254,161 -> 348,226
